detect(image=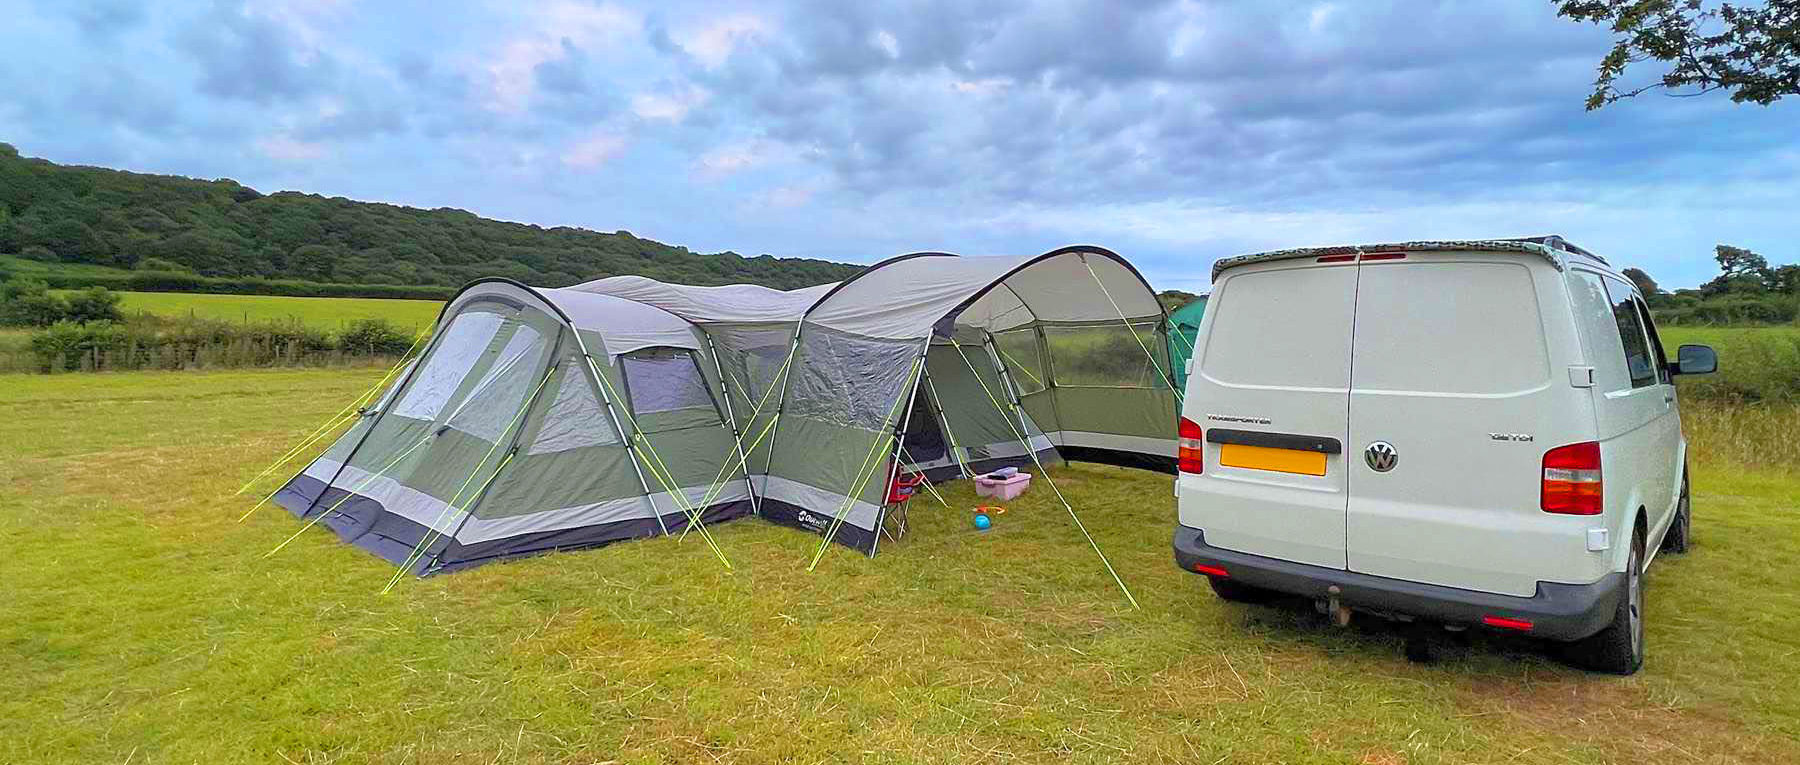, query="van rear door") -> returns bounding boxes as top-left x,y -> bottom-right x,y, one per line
1179,260 -> 1356,570
1344,253 -> 1578,597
